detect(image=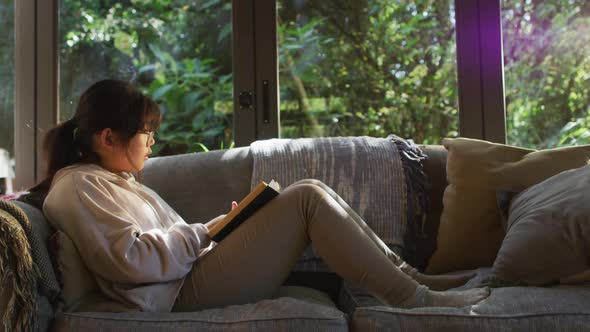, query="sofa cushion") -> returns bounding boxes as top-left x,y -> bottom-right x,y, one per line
3,200 -> 60,298
494,189 -> 519,232
492,165 -> 590,285
350,268 -> 590,332
52,297 -> 348,331
427,137 -> 590,273
337,281 -> 384,315
0,200 -> 56,332
142,147 -> 253,226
